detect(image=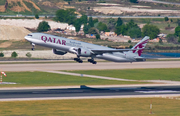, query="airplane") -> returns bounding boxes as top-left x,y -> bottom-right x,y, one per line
24,33 -> 149,64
